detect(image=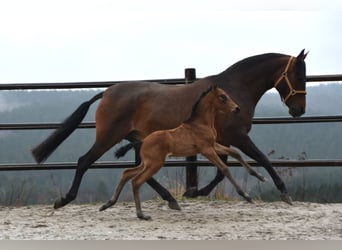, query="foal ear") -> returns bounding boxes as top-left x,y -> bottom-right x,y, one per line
211,83 -> 218,90
297,49 -> 308,60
